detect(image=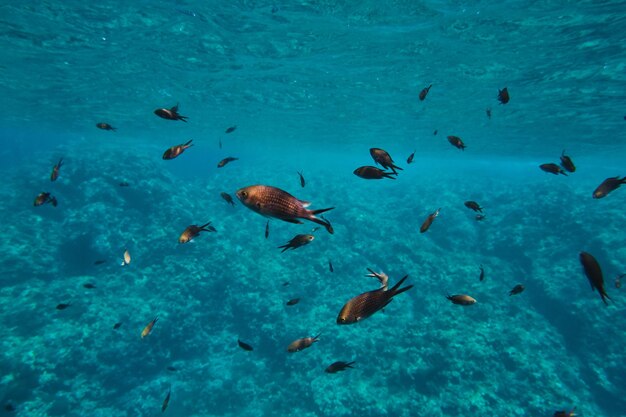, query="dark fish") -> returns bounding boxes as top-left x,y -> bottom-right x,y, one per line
178,222 -> 216,244
287,334 -> 320,352
370,148 -> 403,174
83,283 -> 96,289
337,275 -> 413,324
580,251 -> 611,305
475,214 -> 486,221
447,135 -> 466,150
286,298 -> 300,306
539,163 -> 567,176
236,185 -> 334,234
50,158 -> 63,182
407,150 -> 416,164
497,87 -> 510,104
479,265 -> 485,282
553,407 -> 576,417
154,103 -> 188,122
486,108 -> 492,119
4,403 -> 15,412
225,125 -> 237,134
34,192 -> 57,207
420,208 -> 440,233
446,294 -> 476,305
94,260 -> 106,265
509,284 -> 525,296
560,150 -> 576,173
433,129 -> 438,136
220,192 -> 235,206
418,84 -> 432,101
278,234 -> 314,253
56,303 -> 71,310
162,139 -> 193,160
464,201 -> 483,213
353,166 -> 396,180
113,322 -> 122,330
161,387 -> 171,413
282,281 -> 290,286
329,259 -> 334,273
119,181 -> 130,187
325,361 -> 355,373
217,157 -> 238,168
297,171 -> 305,187
592,176 -> 626,199
265,220 -> 270,239
96,122 -> 116,131
237,339 -> 254,351
166,366 -> 178,372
